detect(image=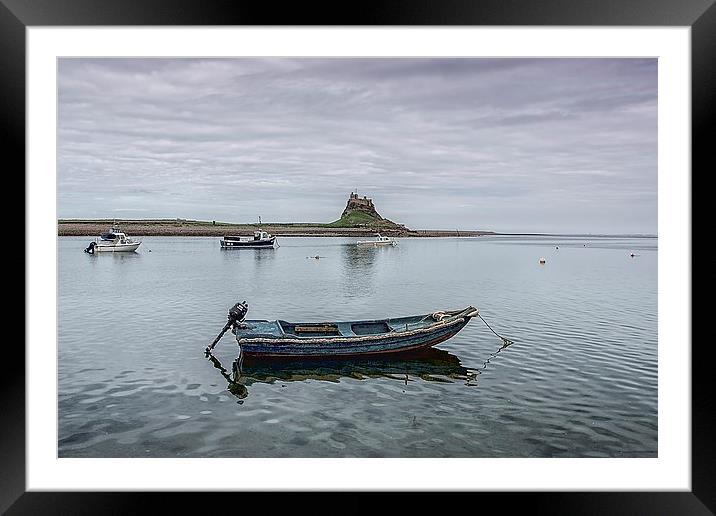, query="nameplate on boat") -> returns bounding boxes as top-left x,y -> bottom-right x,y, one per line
294,325 -> 339,333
